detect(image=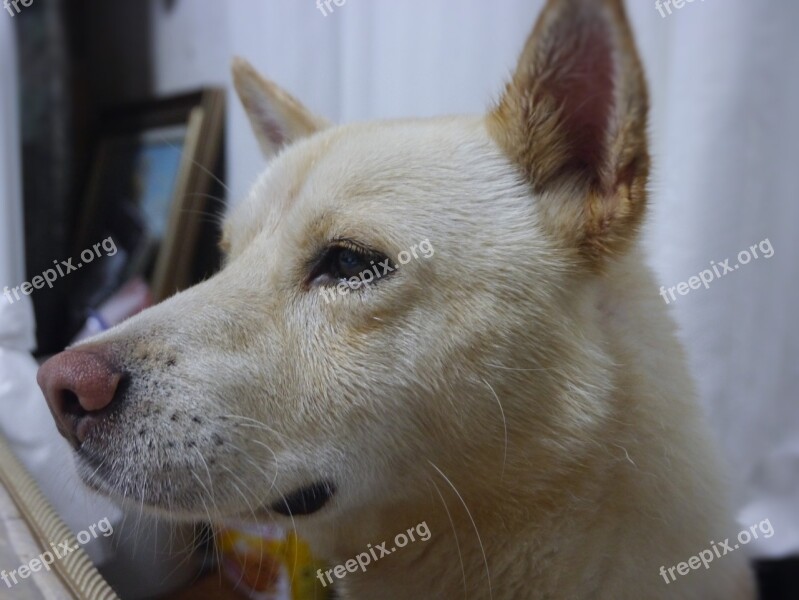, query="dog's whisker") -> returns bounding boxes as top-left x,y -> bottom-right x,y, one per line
189,464 -> 236,576
429,461 -> 493,600
191,469 -> 216,514
131,476 -> 147,557
228,483 -> 267,591
162,477 -> 217,585
237,447 -> 280,497
156,134 -> 230,193
218,413 -> 292,442
217,465 -> 274,584
218,432 -> 281,501
176,207 -> 226,228
165,474 -> 176,552
193,447 -> 218,511
268,483 -> 301,587
218,463 -> 261,524
197,474 -> 226,587
429,478 -> 468,599
480,377 -> 508,481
